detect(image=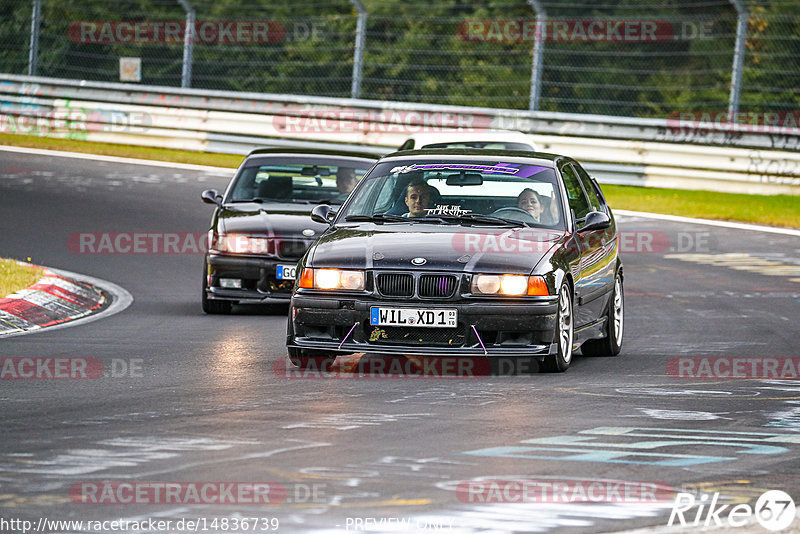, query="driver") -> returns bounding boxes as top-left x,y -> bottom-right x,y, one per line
336,167 -> 358,194
403,179 -> 435,218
